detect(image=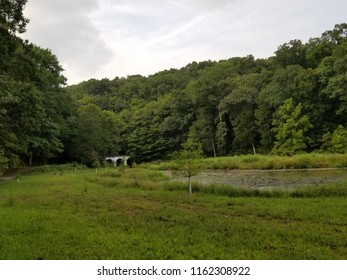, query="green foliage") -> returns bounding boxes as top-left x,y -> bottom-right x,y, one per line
125,91 -> 194,162
0,148 -> 8,176
71,104 -> 123,166
215,121 -> 228,155
219,73 -> 263,154
0,75 -> 22,171
272,98 -> 313,155
0,0 -> 29,34
321,23 -> 347,44
0,6 -> 71,173
321,125 -> 347,153
274,39 -> 306,67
